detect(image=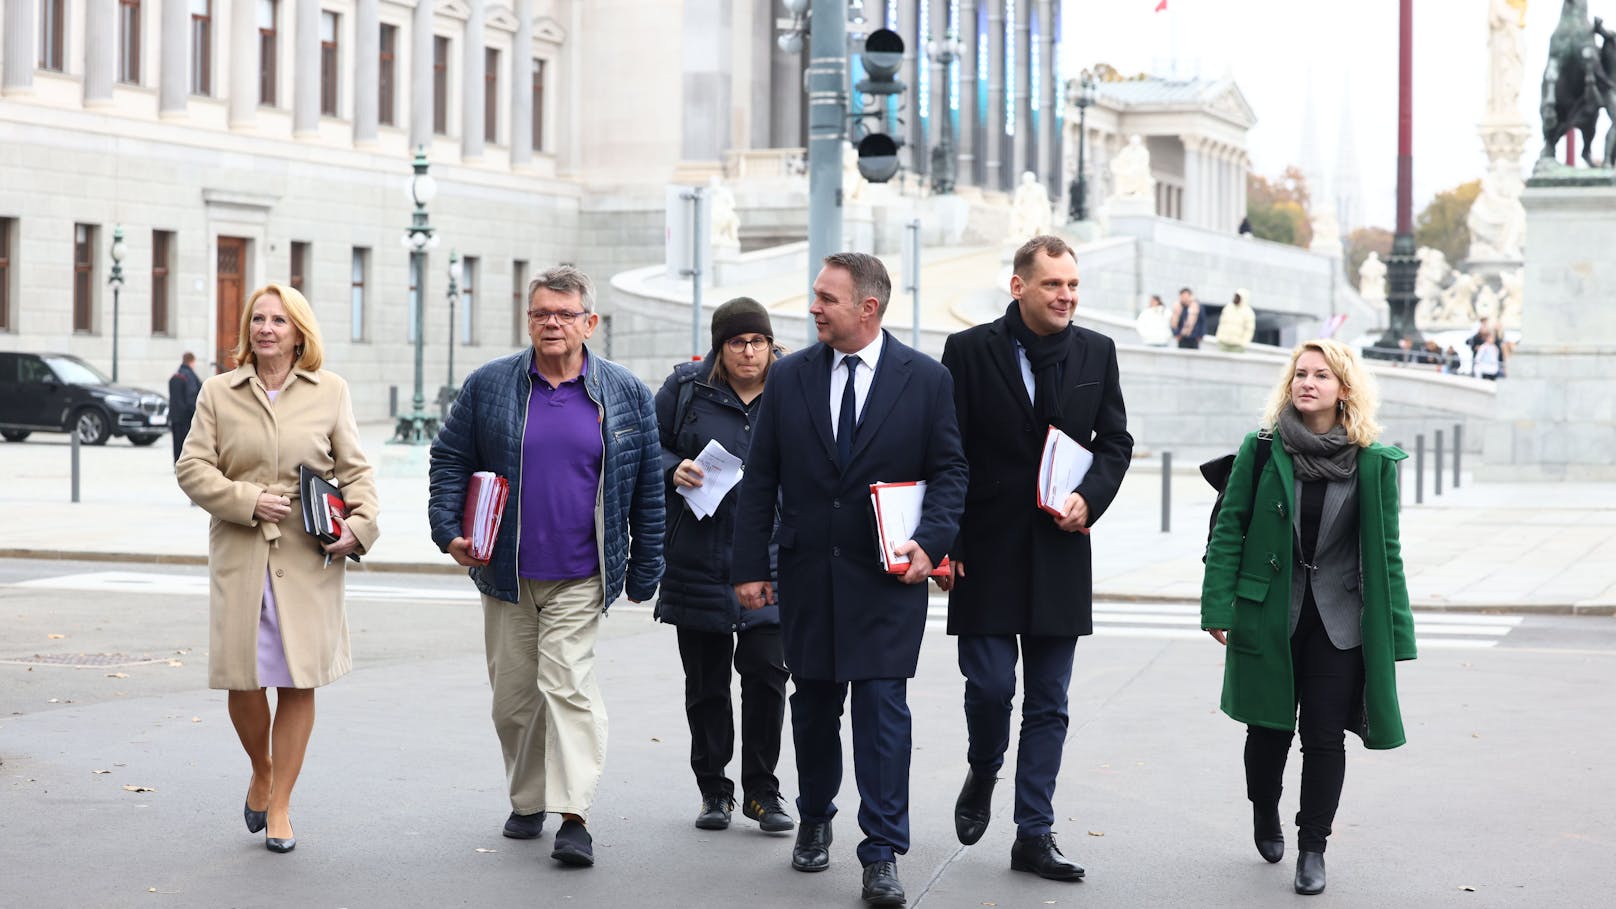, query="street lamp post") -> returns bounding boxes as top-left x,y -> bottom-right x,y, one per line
443,249 -> 459,417
926,29 -> 964,195
108,225 -> 126,382
393,146 -> 441,445
1067,72 -> 1096,222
